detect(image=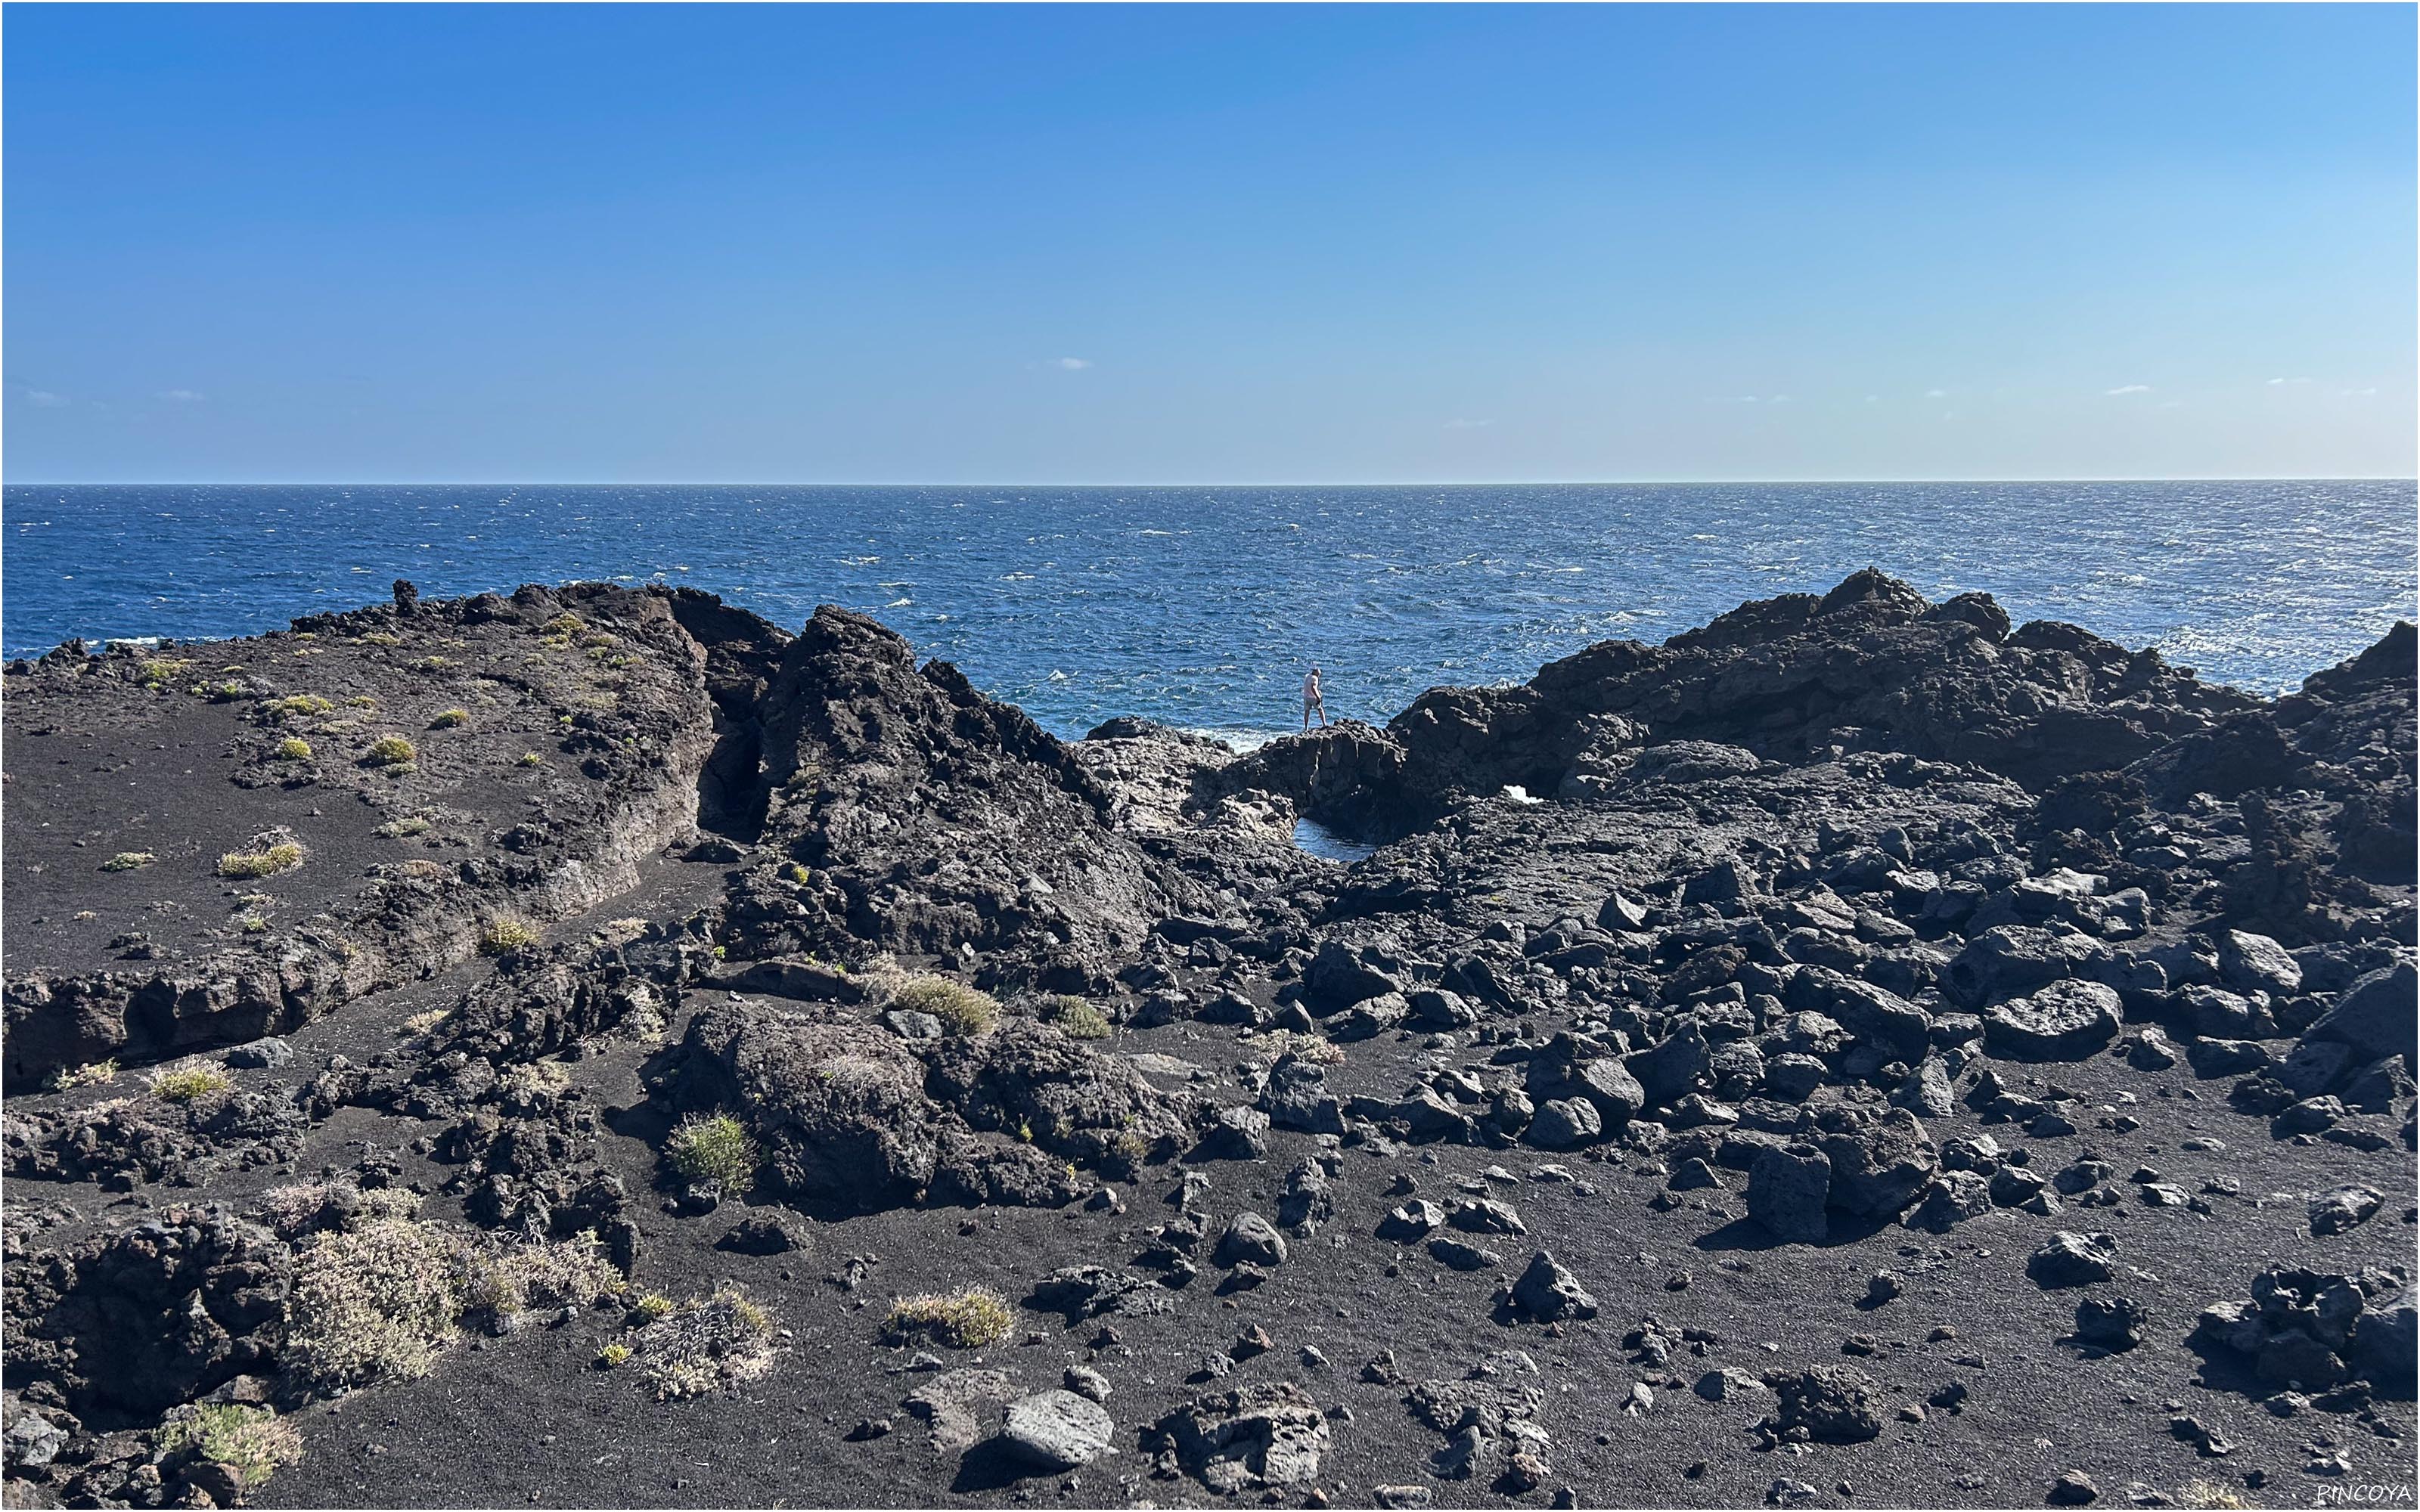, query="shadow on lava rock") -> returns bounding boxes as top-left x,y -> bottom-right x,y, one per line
1689,1211 -> 1900,1252
948,1437 -> 1053,1494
